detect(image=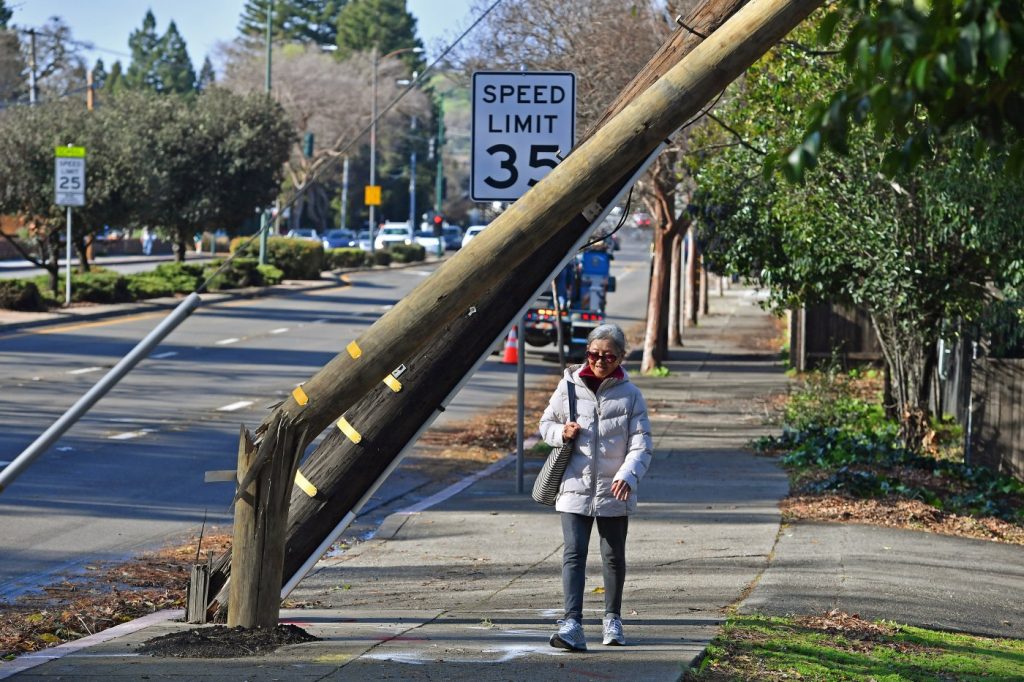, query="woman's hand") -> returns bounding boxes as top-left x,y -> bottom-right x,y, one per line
562,421 -> 581,441
611,479 -> 631,501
